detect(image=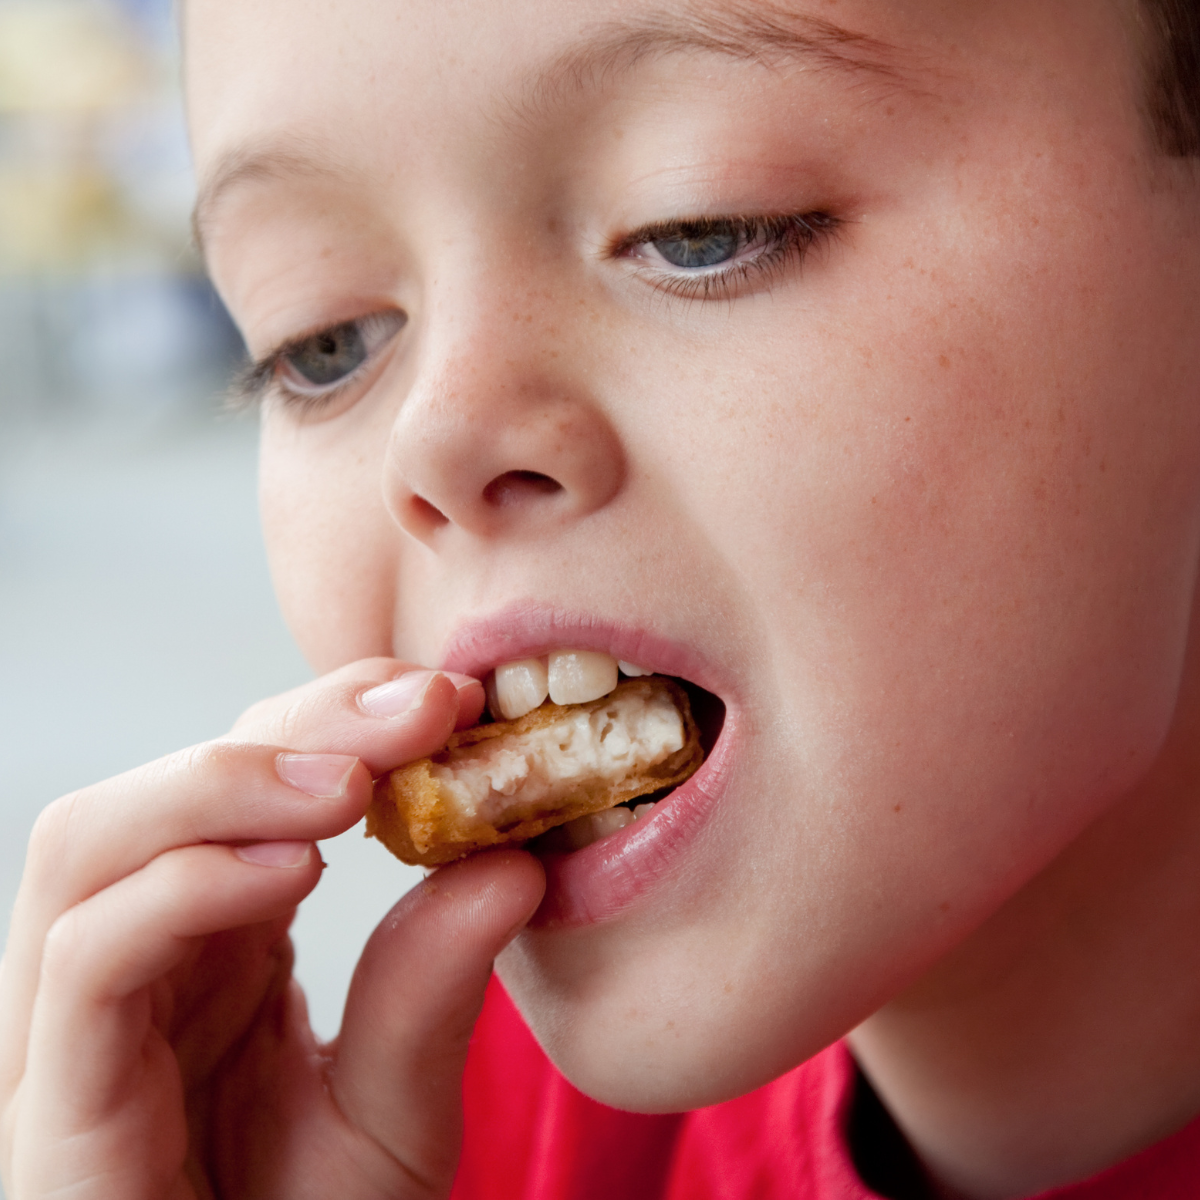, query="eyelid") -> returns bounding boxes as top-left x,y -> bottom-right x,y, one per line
231,310 -> 405,411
